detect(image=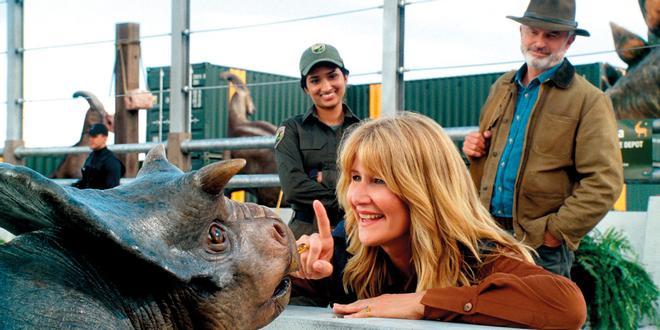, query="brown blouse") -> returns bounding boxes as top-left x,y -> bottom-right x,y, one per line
421,254 -> 586,329
292,241 -> 586,329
